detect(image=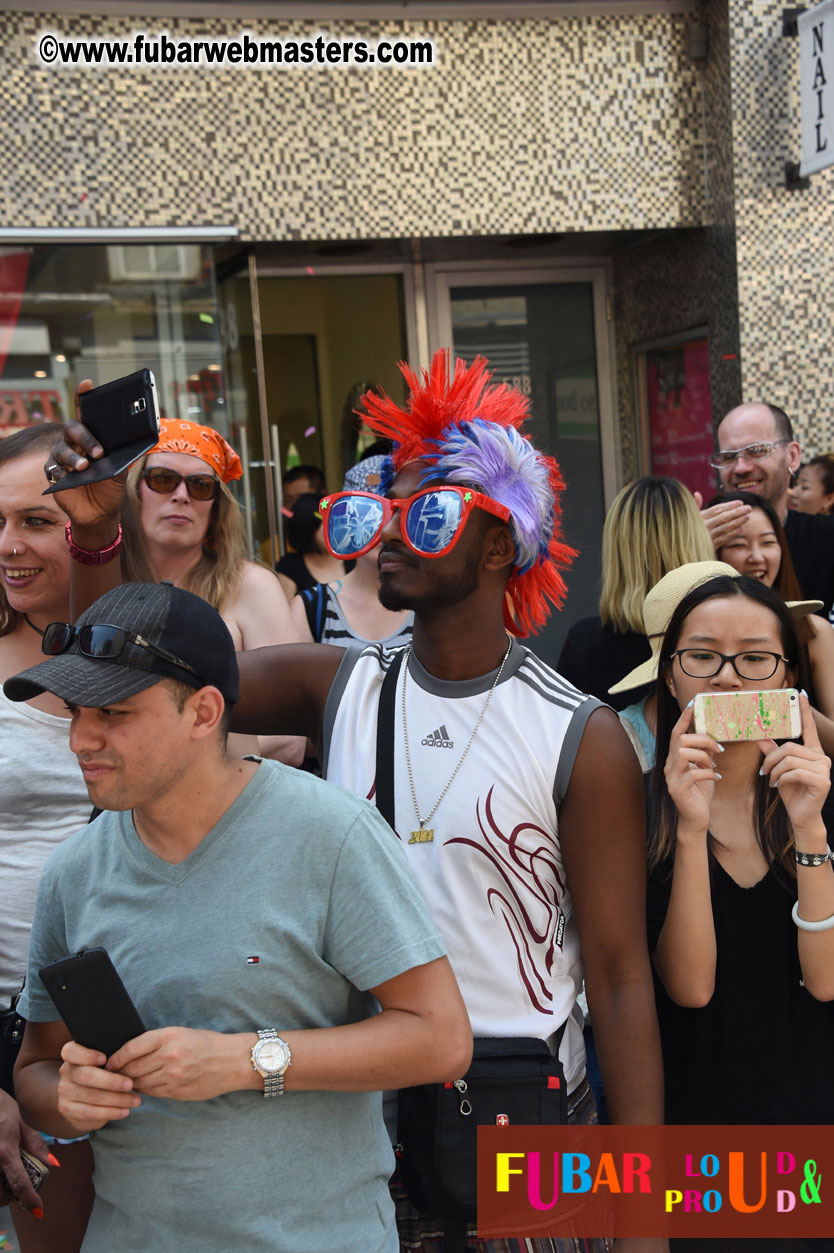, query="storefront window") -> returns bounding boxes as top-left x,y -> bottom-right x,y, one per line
0,242 -> 225,435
